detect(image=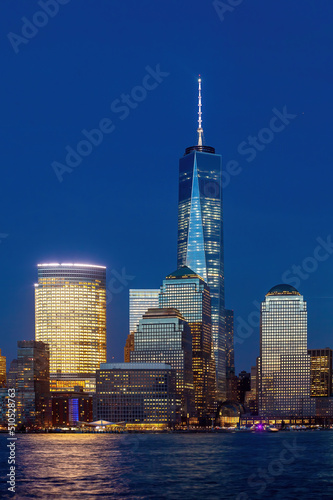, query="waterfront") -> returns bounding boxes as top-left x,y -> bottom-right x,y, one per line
1,432 -> 333,499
